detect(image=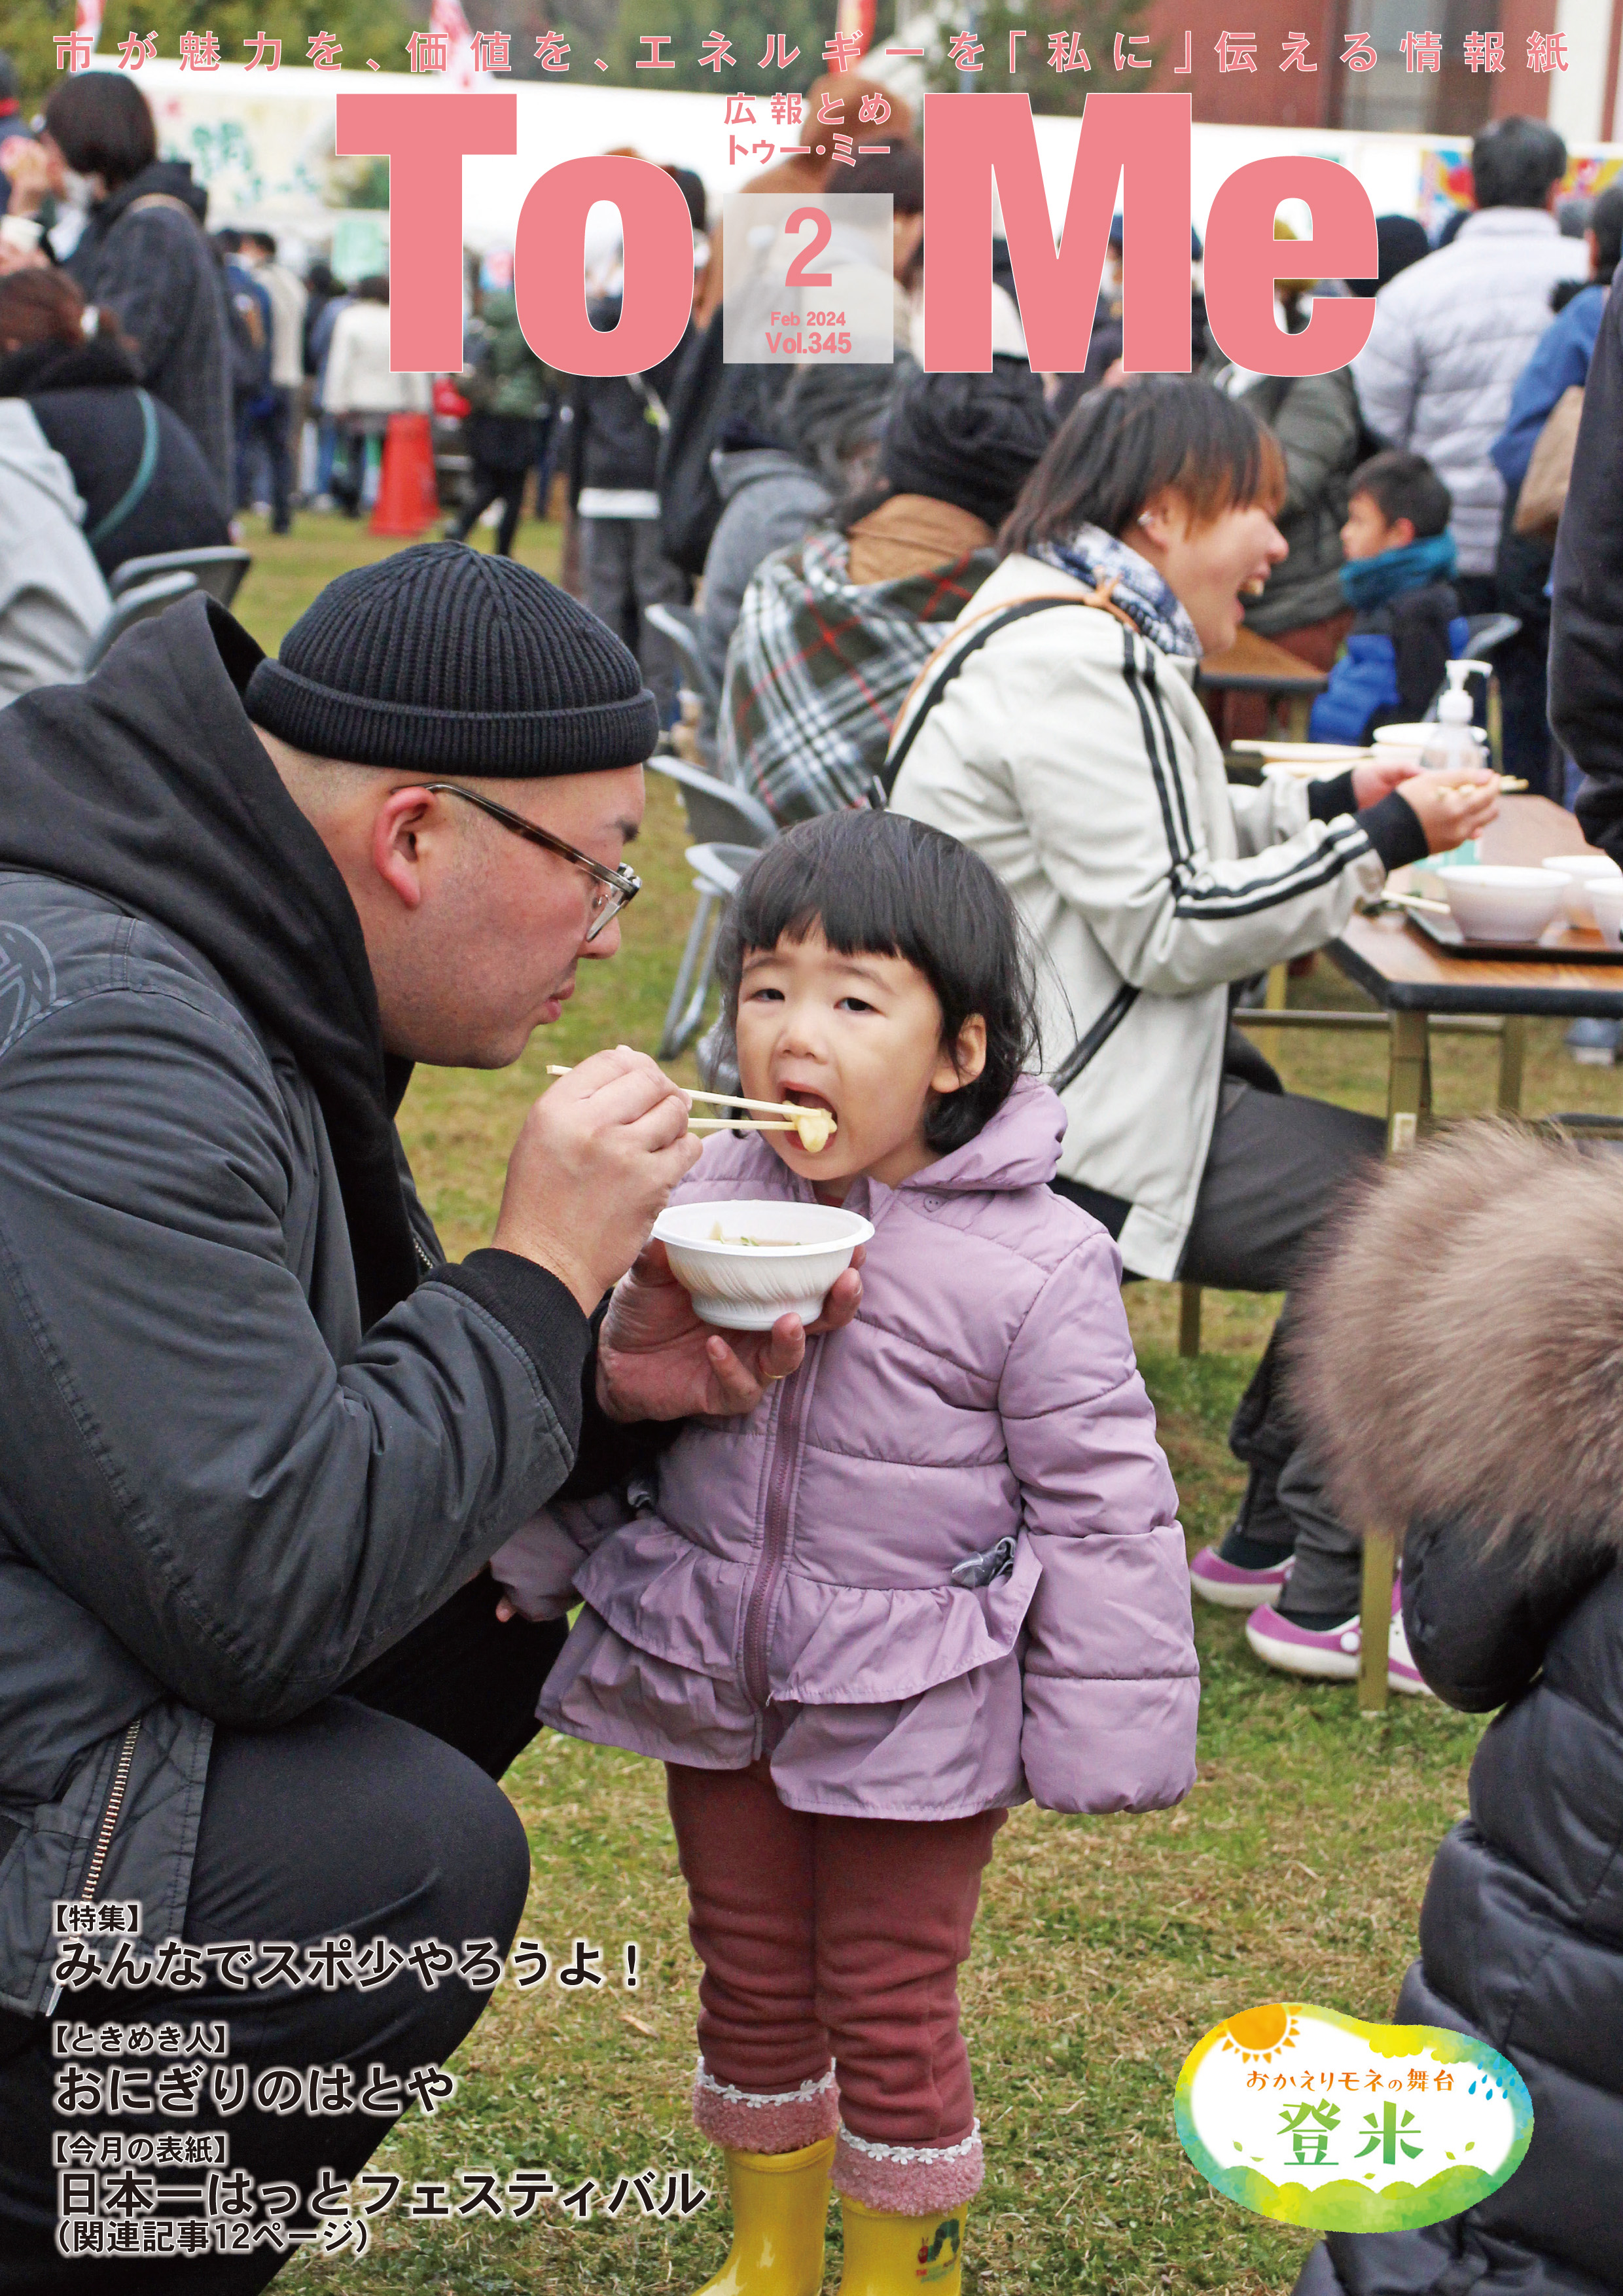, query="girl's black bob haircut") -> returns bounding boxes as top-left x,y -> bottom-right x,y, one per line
717,810 -> 1041,1156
